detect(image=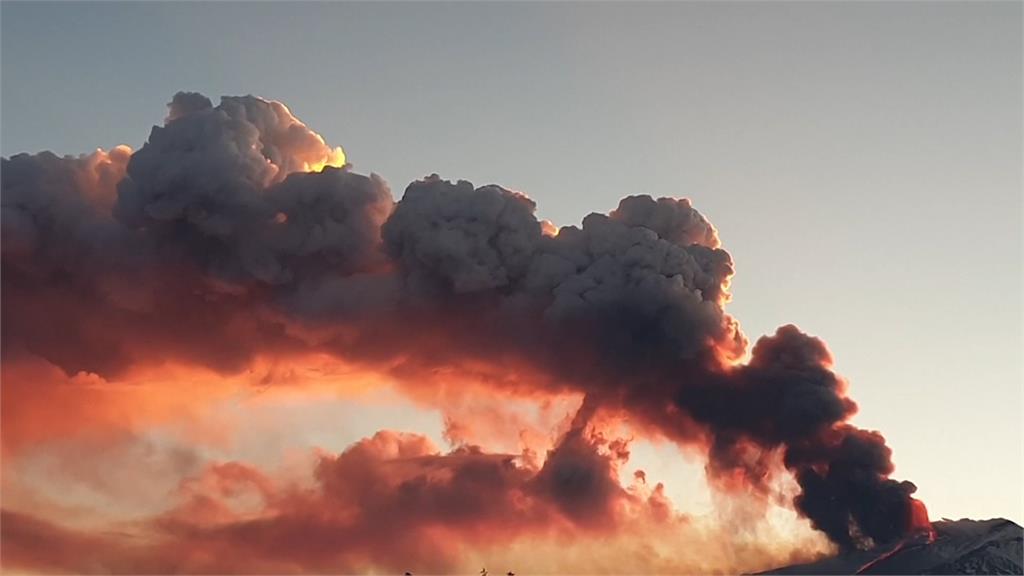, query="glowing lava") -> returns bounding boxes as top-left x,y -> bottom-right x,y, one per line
854,498 -> 936,574
909,497 -> 937,542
